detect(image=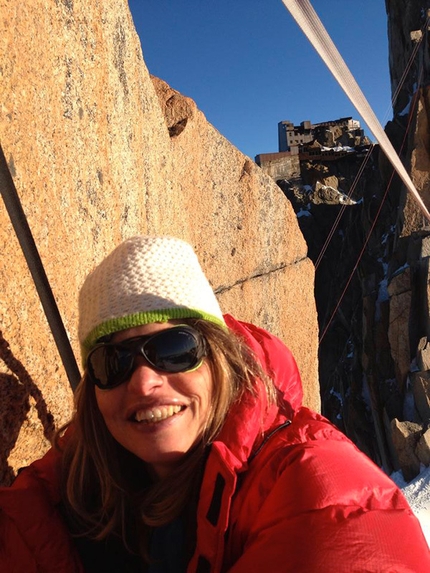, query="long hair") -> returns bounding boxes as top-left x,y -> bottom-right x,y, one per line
57,319 -> 276,558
